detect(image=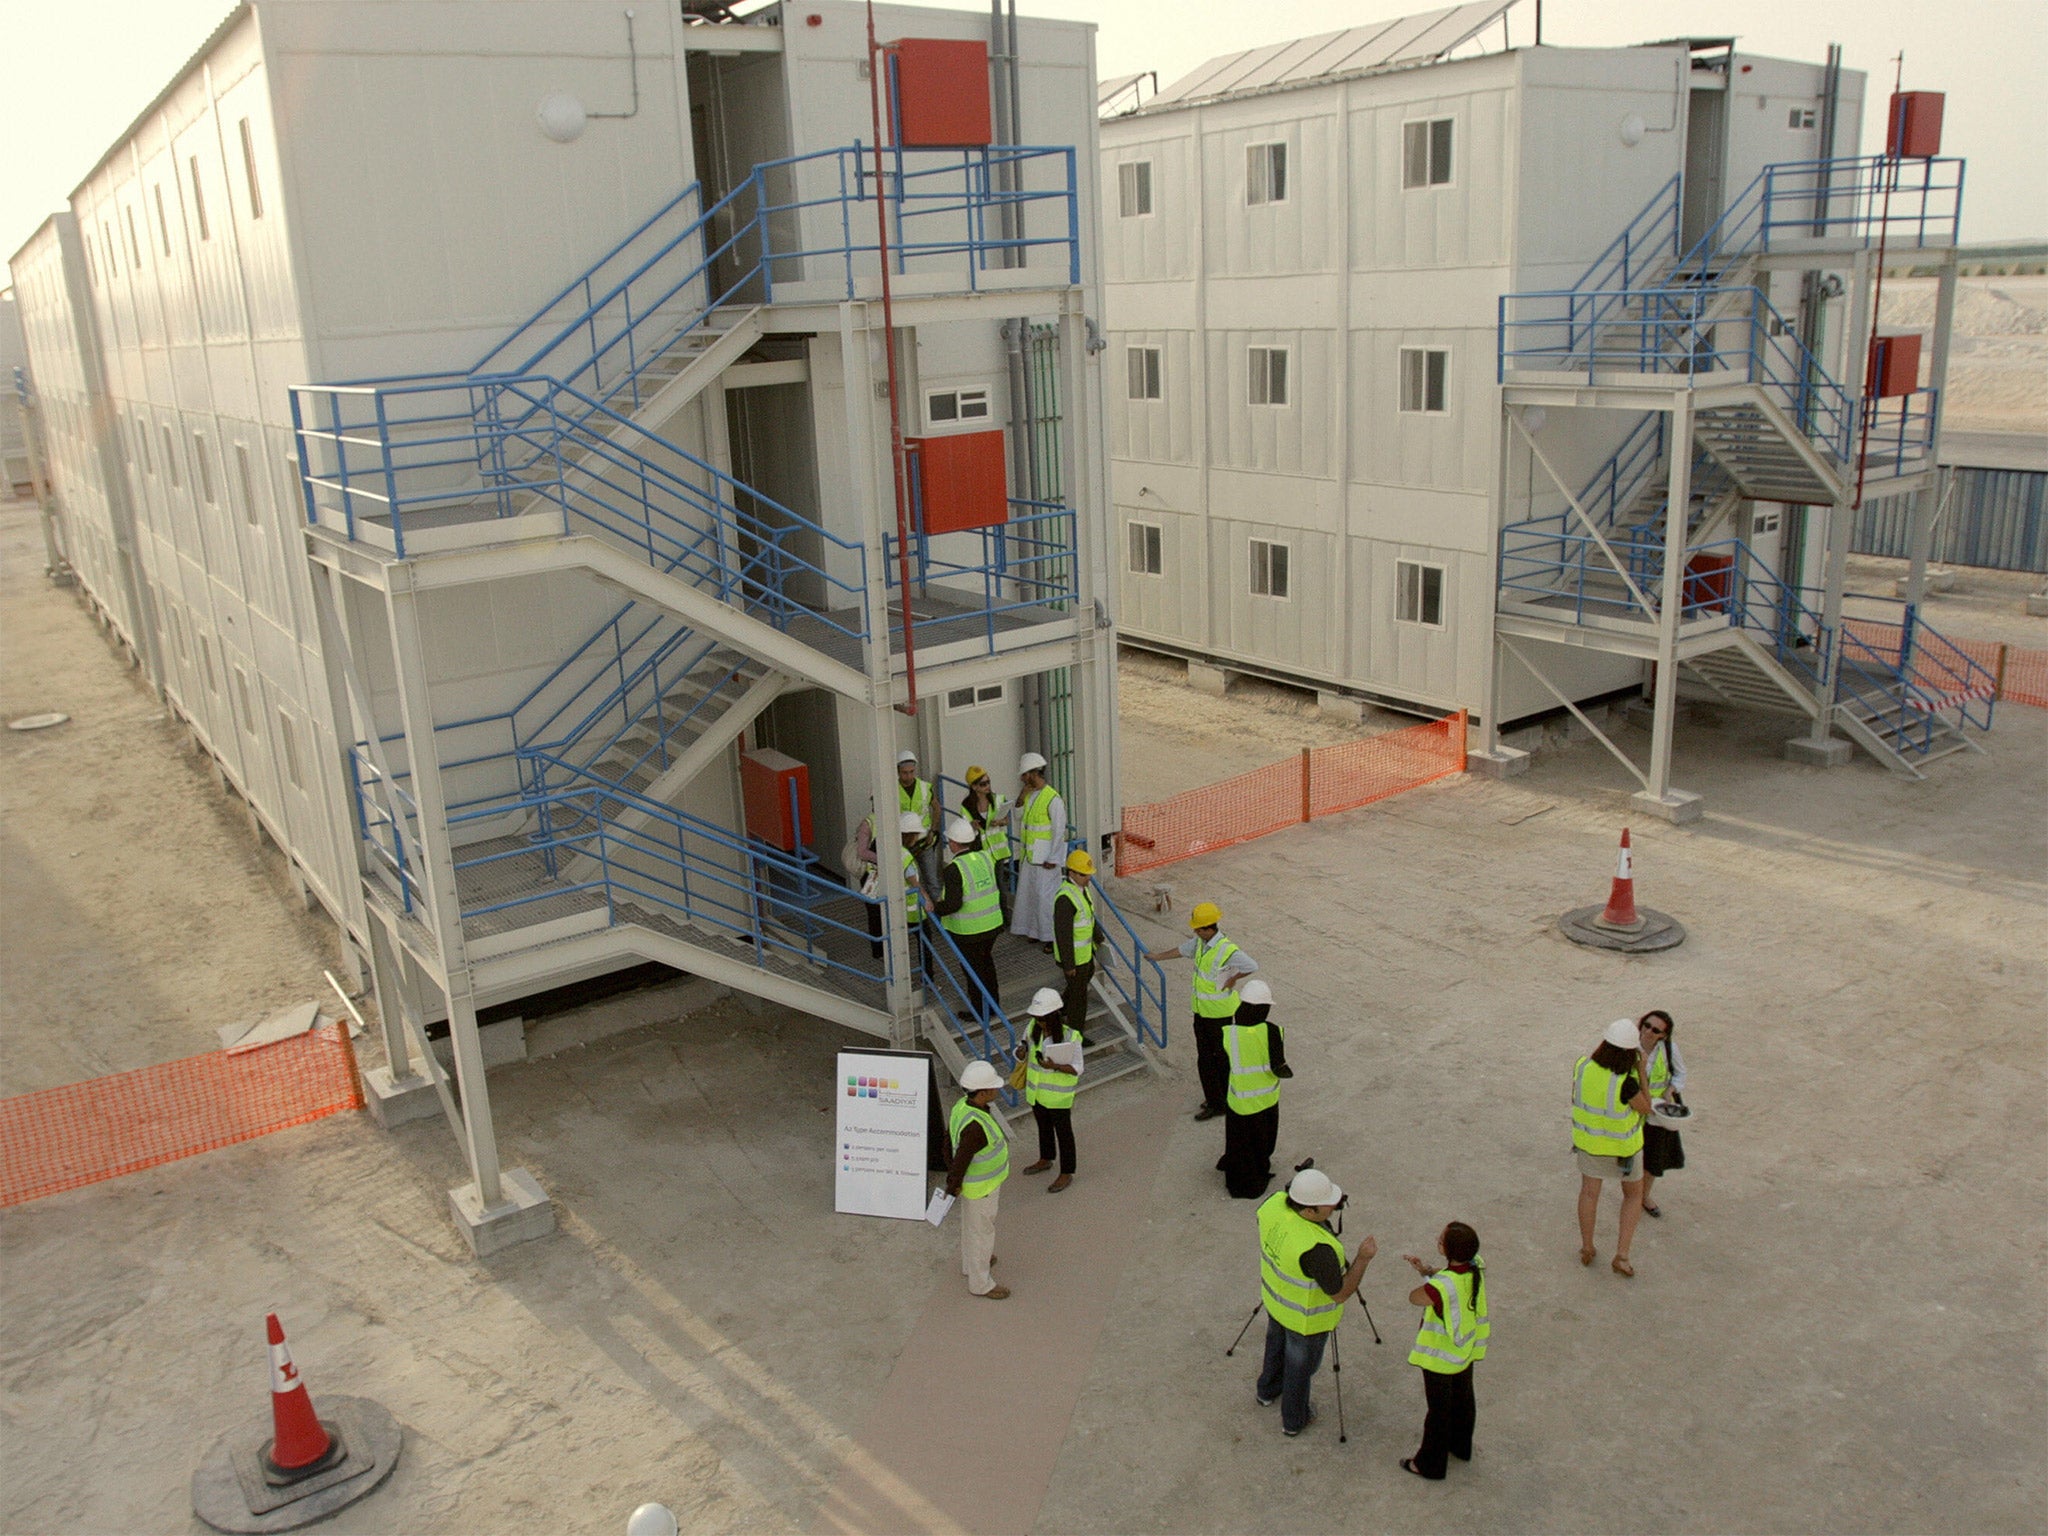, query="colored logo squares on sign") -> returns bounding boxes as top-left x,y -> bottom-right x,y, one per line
846,1085 -> 857,1095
